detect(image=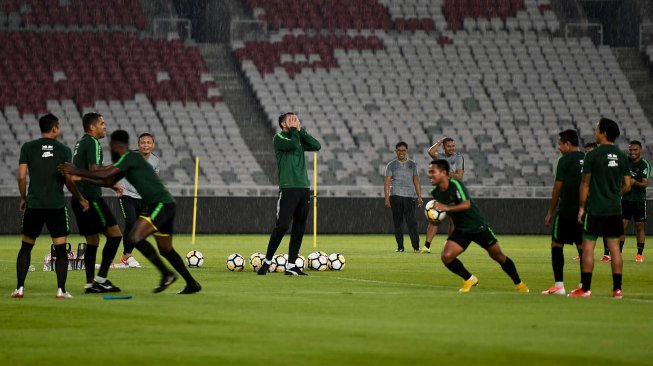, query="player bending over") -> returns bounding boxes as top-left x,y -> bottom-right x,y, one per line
428,159 -> 529,293
60,130 -> 201,294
